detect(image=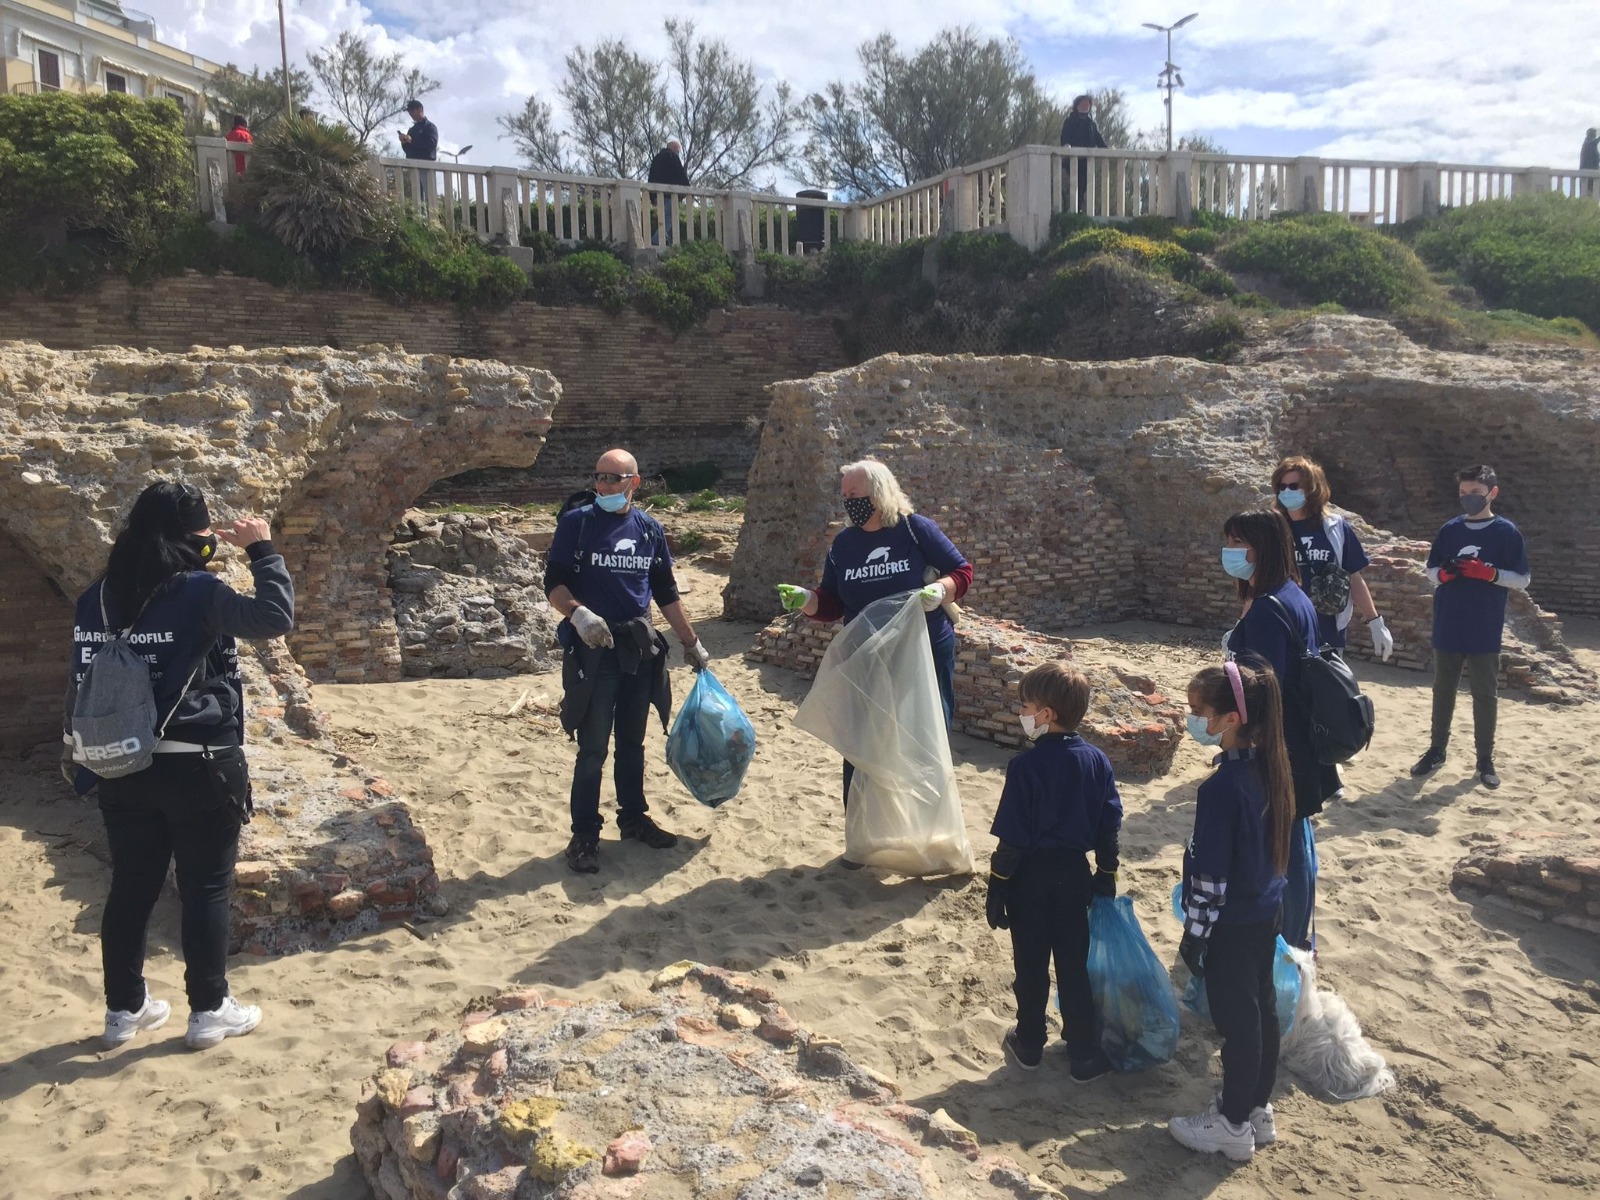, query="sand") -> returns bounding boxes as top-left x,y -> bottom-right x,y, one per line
2,563 -> 1598,1200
